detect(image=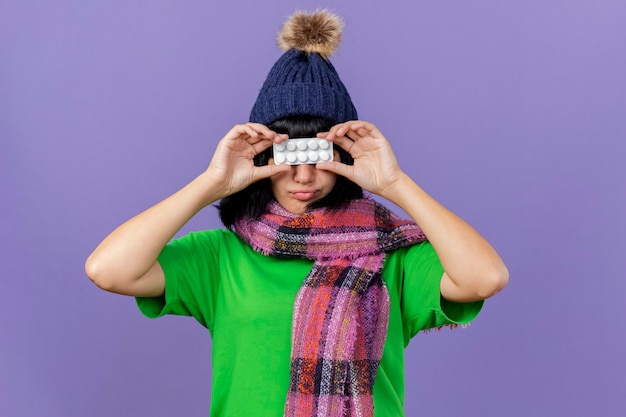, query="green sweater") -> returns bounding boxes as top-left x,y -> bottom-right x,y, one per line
137,229 -> 482,417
